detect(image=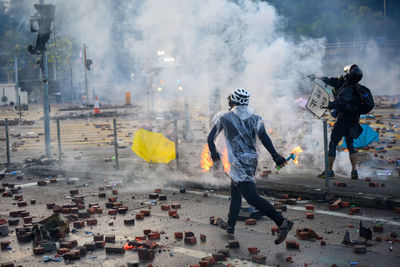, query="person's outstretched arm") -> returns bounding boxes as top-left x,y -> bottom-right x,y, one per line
257,123 -> 286,166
